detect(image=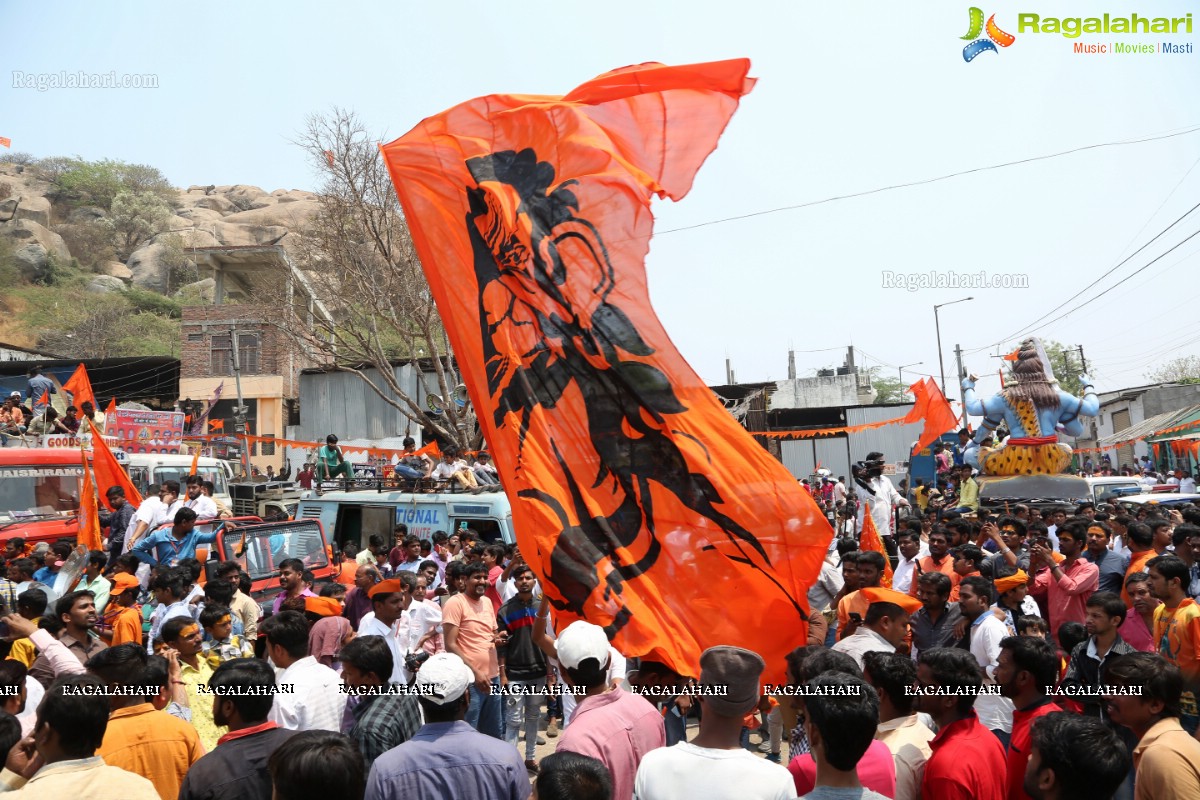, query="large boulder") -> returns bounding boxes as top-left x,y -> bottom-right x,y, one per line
225,185 -> 272,211
192,195 -> 238,215
87,275 -> 127,294
125,240 -> 171,290
100,260 -> 133,281
0,219 -> 72,280
210,220 -> 289,247
67,205 -> 106,224
12,195 -> 51,228
0,198 -> 16,222
219,200 -> 318,230
176,277 -> 215,302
